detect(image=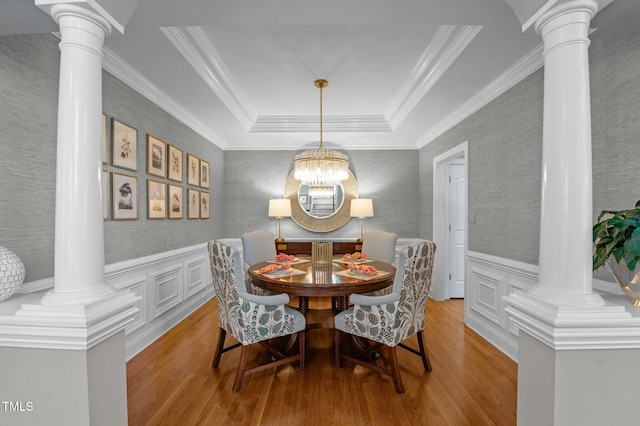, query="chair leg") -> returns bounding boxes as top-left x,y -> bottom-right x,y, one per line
388,346 -> 404,394
334,329 -> 342,368
416,330 -> 432,372
212,328 -> 226,368
298,330 -> 306,371
233,345 -> 250,392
